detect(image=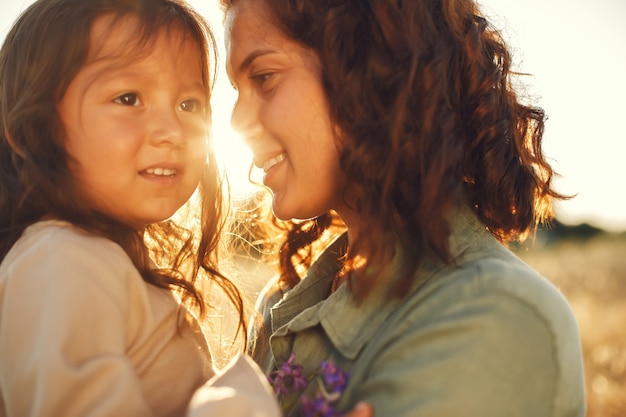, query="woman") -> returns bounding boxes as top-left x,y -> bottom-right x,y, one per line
221,0 -> 586,416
